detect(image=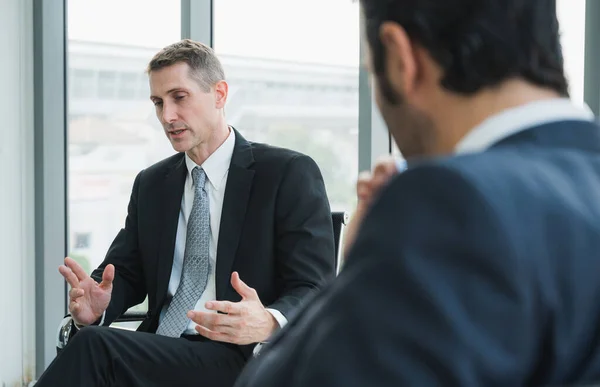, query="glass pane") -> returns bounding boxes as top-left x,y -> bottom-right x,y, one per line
214,0 -> 360,211
557,0 -> 586,105
67,0 -> 180,321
